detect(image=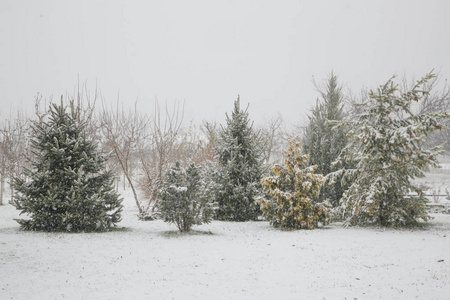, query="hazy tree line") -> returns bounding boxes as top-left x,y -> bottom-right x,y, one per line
1,72 -> 450,228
